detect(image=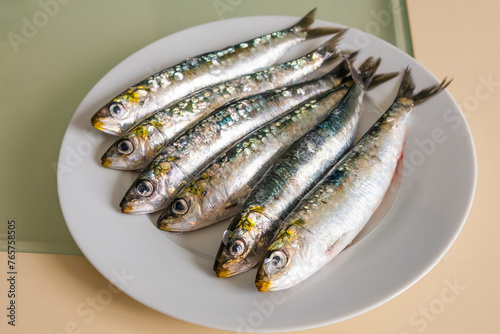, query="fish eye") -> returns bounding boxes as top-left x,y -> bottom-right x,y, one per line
171,198 -> 189,215
228,238 -> 246,257
117,139 -> 134,155
135,180 -> 154,197
269,250 -> 287,269
108,103 -> 125,117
